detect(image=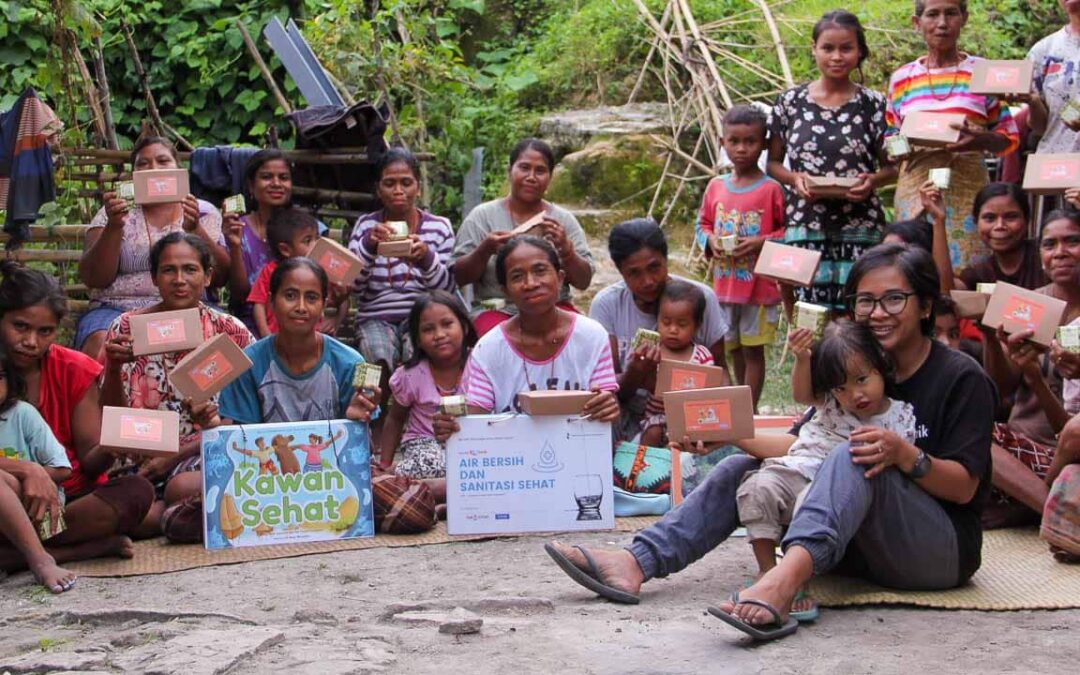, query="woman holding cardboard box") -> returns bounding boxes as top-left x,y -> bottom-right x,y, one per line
979,210 -> 1080,527
546,244 -> 996,643
0,263 -> 155,570
767,11 -> 894,312
100,233 -> 253,541
887,0 -> 1019,273
76,137 -> 229,360
452,139 -> 595,336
